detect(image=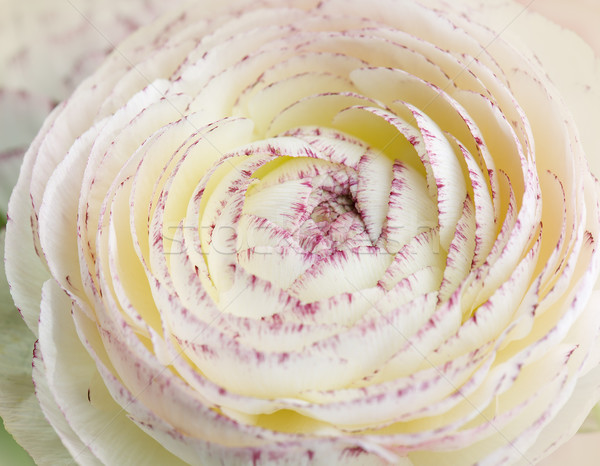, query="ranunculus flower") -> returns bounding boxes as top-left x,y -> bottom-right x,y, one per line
2,0 -> 600,464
